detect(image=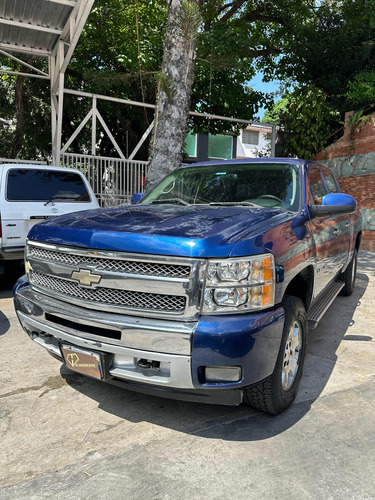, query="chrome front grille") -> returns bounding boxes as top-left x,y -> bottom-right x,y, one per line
30,272 -> 186,313
28,245 -> 191,279
26,242 -> 205,320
